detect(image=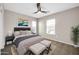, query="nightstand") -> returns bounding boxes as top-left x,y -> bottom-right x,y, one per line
5,34 -> 15,45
